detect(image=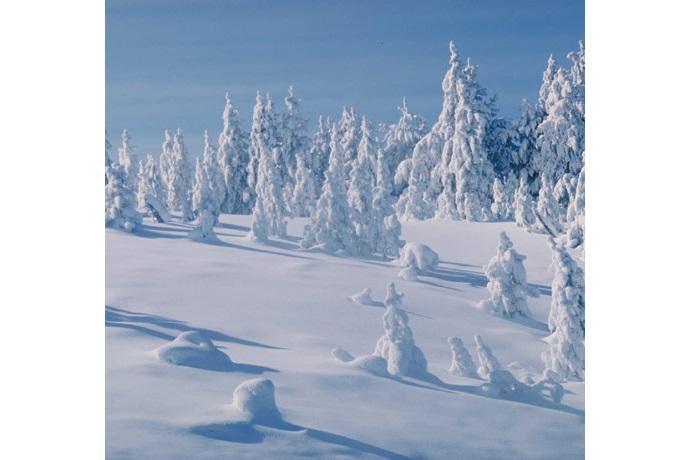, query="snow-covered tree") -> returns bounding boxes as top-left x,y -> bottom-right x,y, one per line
248,92 -> 282,209
565,165 -> 585,248
384,98 -> 428,187
307,116 -> 331,193
535,66 -> 584,185
159,129 -> 175,194
440,56 -> 496,221
397,41 -> 463,220
514,174 -> 536,229
347,117 -> 377,255
384,282 -> 404,307
217,93 -> 250,214
136,154 -> 168,221
301,124 -> 355,253
190,156 -> 220,240
281,85 -> 309,208
338,106 -> 360,178
536,176 -> 562,234
478,231 -> 538,318
485,96 -> 518,179
512,99 -> 542,193
371,148 -> 404,258
374,301 -> 428,377
542,239 -> 585,381
490,173 -> 517,221
166,129 -> 193,220
291,151 -> 317,217
474,334 -> 503,380
248,146 -> 288,241
105,164 -> 142,232
117,129 -> 138,187
447,336 -> 478,378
